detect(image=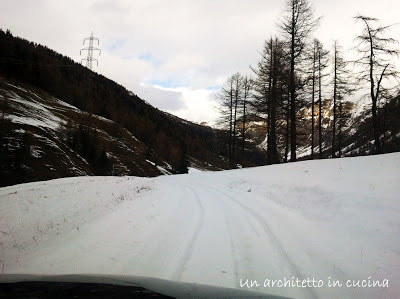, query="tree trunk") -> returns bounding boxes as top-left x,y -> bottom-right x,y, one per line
242,95 -> 246,164
289,6 -> 297,162
232,79 -> 239,167
338,101 -> 342,157
311,44 -> 316,160
372,97 -> 381,153
369,34 -> 381,154
285,87 -> 290,162
318,49 -> 323,159
332,46 -> 337,158
267,45 -> 280,165
229,83 -> 233,167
